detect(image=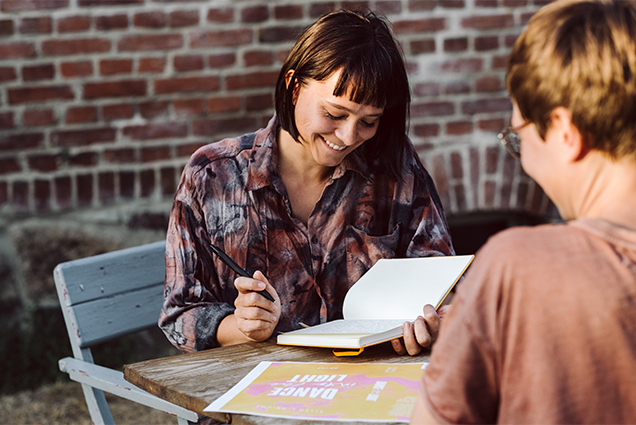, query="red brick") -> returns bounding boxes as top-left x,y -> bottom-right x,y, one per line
0,112 -> 14,129
444,37 -> 468,52
244,50 -> 273,67
57,16 -> 91,33
226,71 -> 278,90
453,183 -> 467,212
104,148 -> 136,163
123,122 -> 187,140
258,26 -> 303,43
134,11 -> 167,28
413,123 -> 440,138
274,4 -> 303,20
191,29 -> 252,48
51,127 -> 116,147
408,0 -> 436,11
177,141 -> 206,157
411,101 -> 454,117
174,55 -> 204,72
79,0 -> 141,5
441,58 -> 483,73
154,76 -> 219,94
60,61 -> 93,78
55,176 -> 72,209
485,145 -> 499,173
65,106 -> 97,124
98,172 -> 115,203
516,181 -> 529,210
161,167 -> 176,196
193,117 -> 257,136
8,85 -> 74,104
500,154 -> 516,207
139,57 -> 166,73
431,154 -> 450,207
139,101 -> 169,119
99,58 -> 133,75
70,152 -> 98,166
29,154 -> 58,172
207,7 -> 234,23
118,34 -> 182,51
309,2 -> 335,17
0,66 -> 16,82
0,19 -> 14,36
493,55 -> 509,70
521,12 -> 535,26
505,34 -> 519,48
208,96 -> 241,113
474,35 -> 498,51
414,82 -> 440,97
342,1 -> 369,10
84,80 -> 146,99
103,103 -> 134,120
0,133 -> 43,151
0,158 -> 21,174
503,0 -> 527,6
170,10 -> 199,27
173,98 -> 206,116
119,171 -> 135,199
42,38 -> 110,56
141,146 -> 171,162
440,0 -> 465,7
393,18 -> 445,34
476,76 -> 501,92
376,1 -> 402,14
461,14 -> 514,30
0,182 -> 6,207
208,53 -> 235,68
1,0 -> 68,12
76,174 -> 92,207
462,97 -> 511,115
475,0 -> 498,6
19,17 -> 52,34
246,93 -> 273,111
469,147 -> 479,207
0,42 -> 36,59
478,117 -> 505,132
241,5 -> 268,23
95,14 -> 128,30
446,121 -> 473,135
444,81 -> 471,95
23,109 -> 56,126
12,181 -> 29,211
140,169 -> 155,198
22,64 -> 55,81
